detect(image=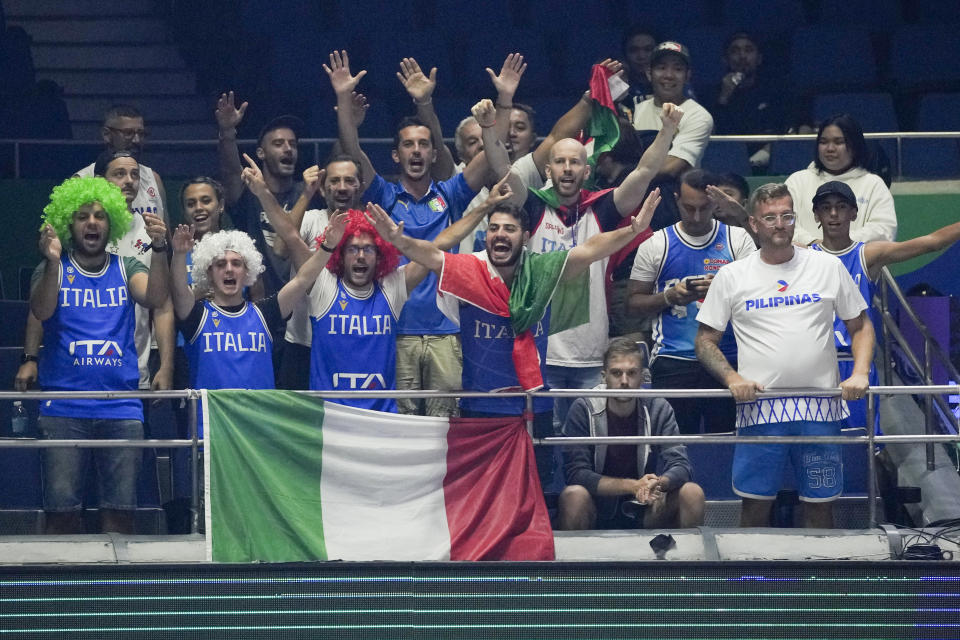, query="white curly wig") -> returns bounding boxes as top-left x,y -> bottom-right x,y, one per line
190,230 -> 264,295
